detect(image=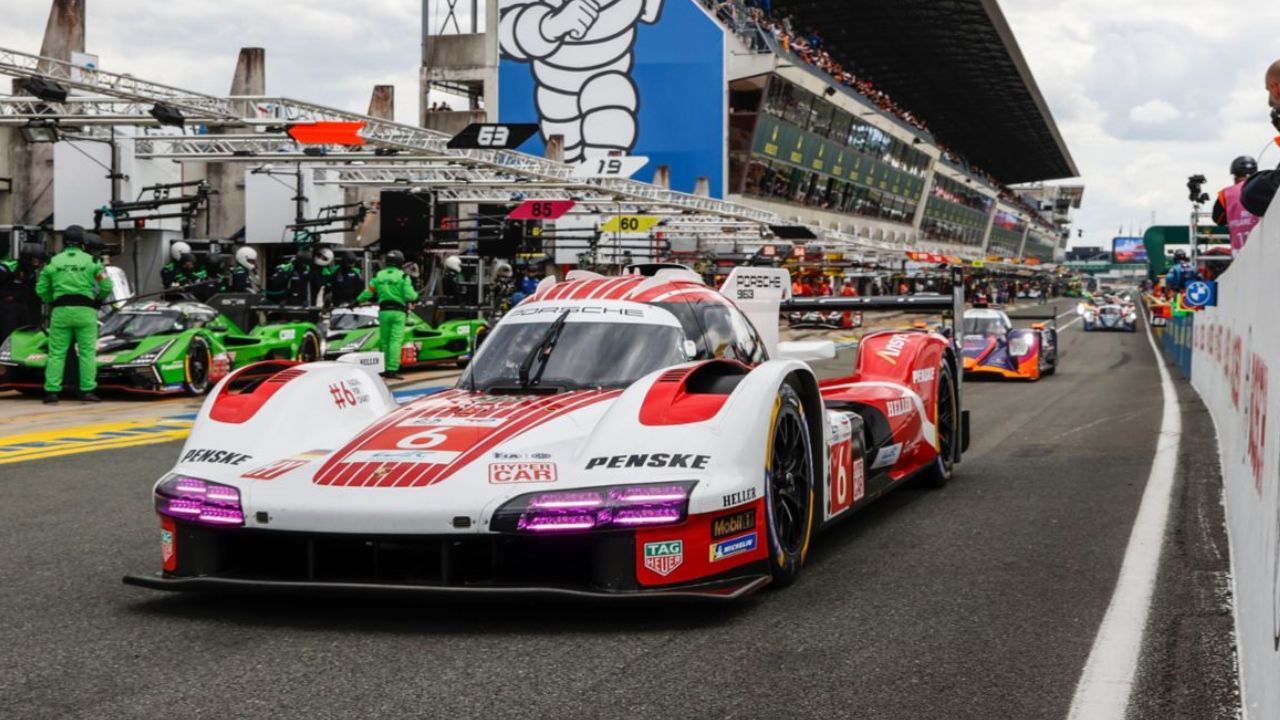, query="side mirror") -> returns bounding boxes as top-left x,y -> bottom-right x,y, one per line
776,340 -> 837,362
